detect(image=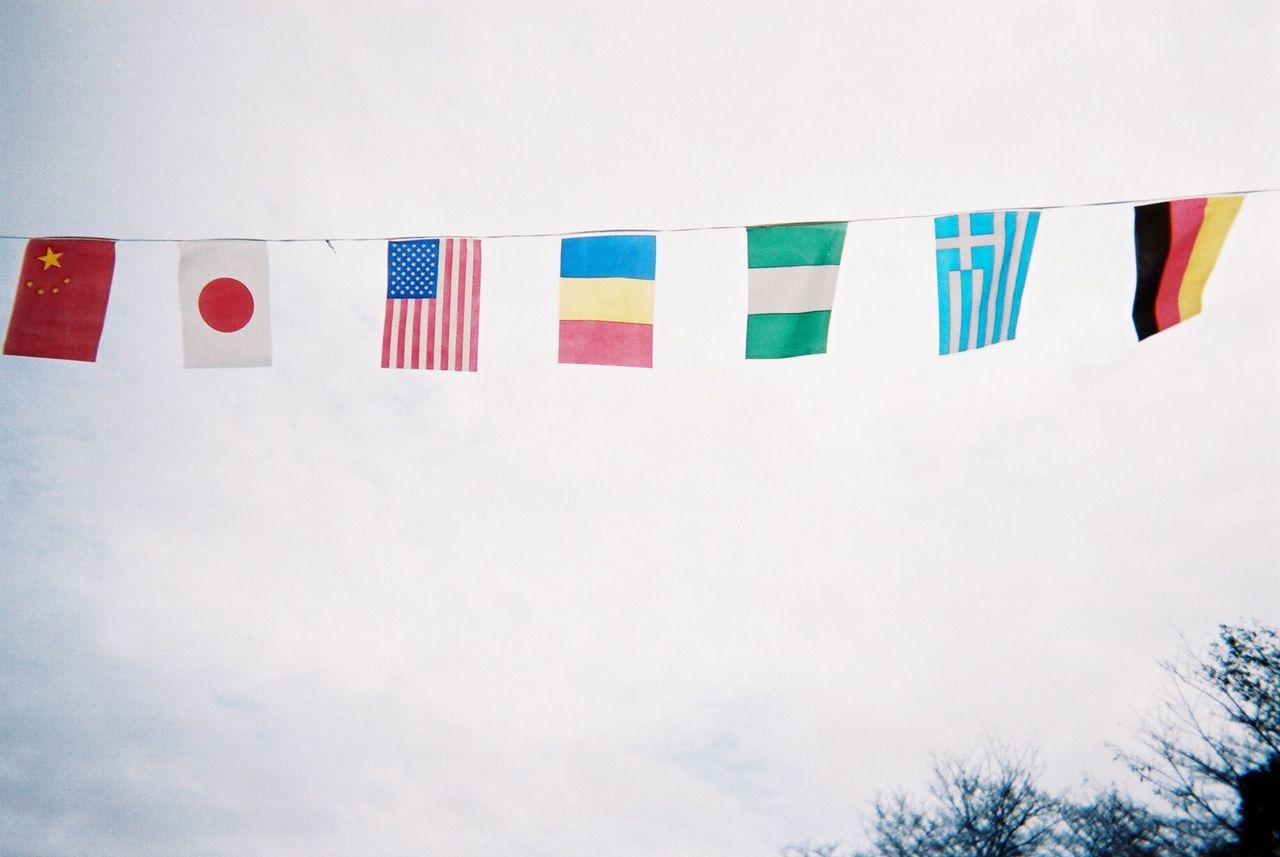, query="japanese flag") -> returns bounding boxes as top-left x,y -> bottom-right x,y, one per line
178,241 -> 271,368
